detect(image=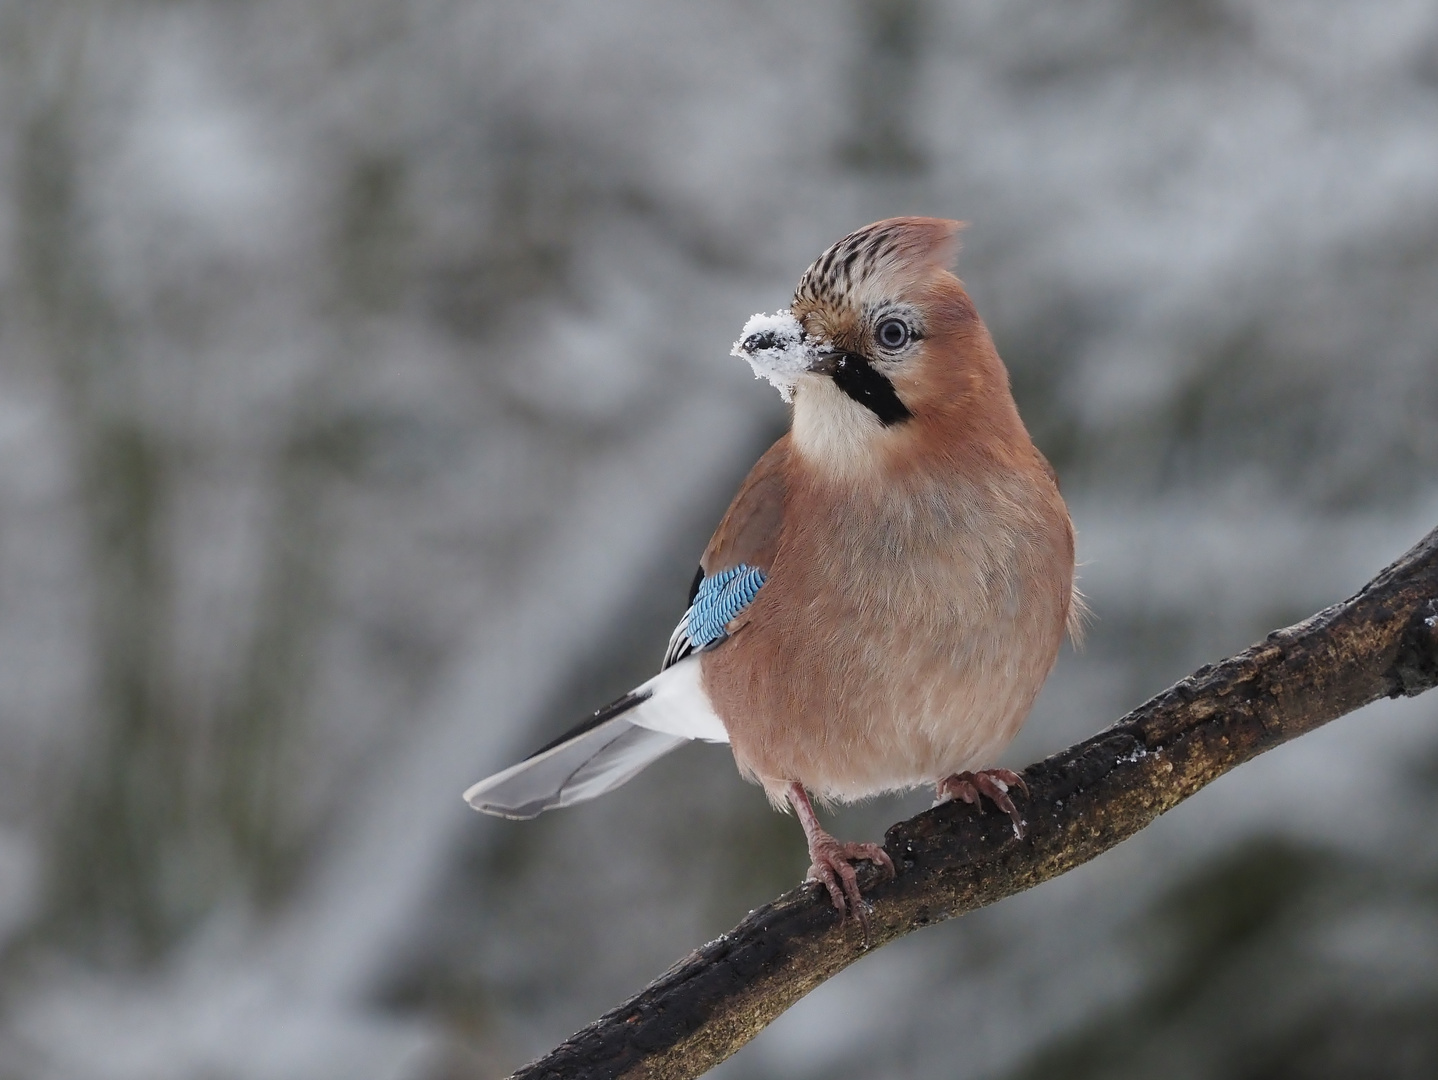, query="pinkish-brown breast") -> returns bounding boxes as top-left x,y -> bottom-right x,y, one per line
701,442 -> 1074,805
